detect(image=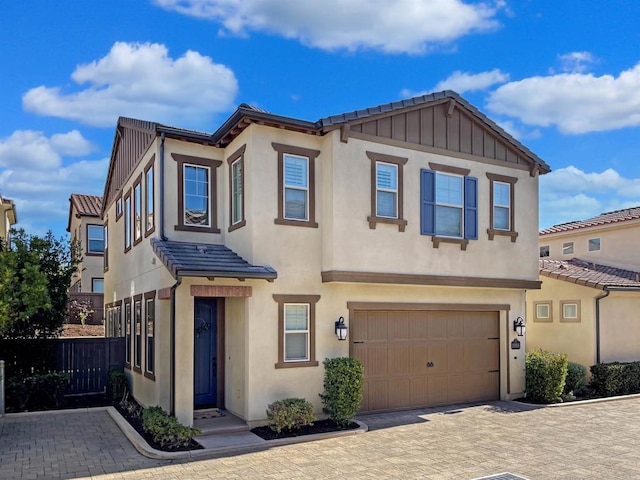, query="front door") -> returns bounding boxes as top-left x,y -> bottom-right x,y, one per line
194,298 -> 217,408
